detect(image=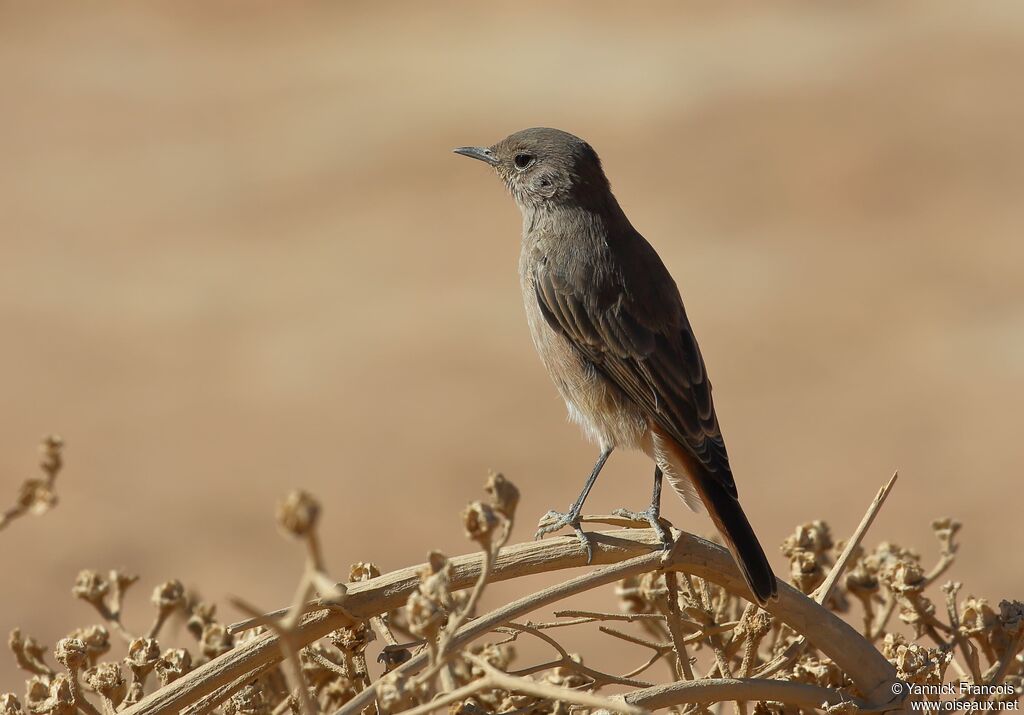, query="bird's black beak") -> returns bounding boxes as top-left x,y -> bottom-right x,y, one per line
453,146 -> 498,166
